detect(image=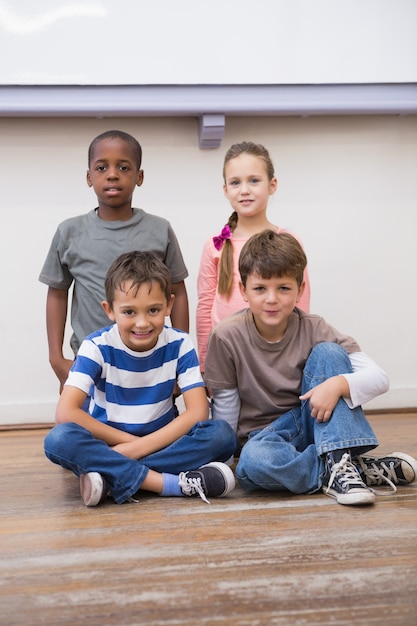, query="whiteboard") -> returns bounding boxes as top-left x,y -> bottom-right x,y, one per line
1,0 -> 417,85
